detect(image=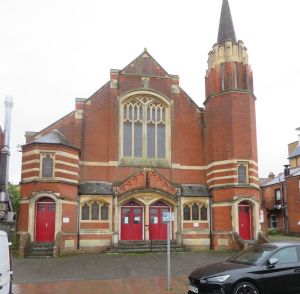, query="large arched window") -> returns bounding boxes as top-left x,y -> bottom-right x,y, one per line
120,92 -> 171,165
